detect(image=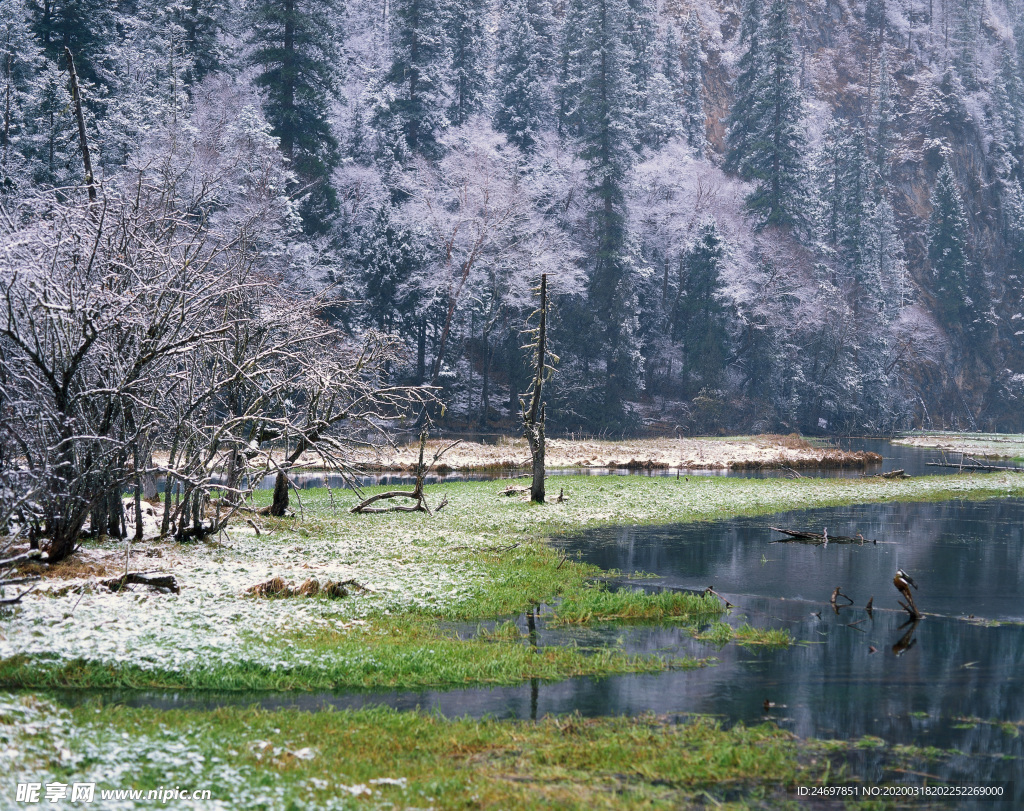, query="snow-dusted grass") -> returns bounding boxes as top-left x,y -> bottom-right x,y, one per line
0,691 -> 823,809
2,472 -> 1022,691
895,431 -> 1024,461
